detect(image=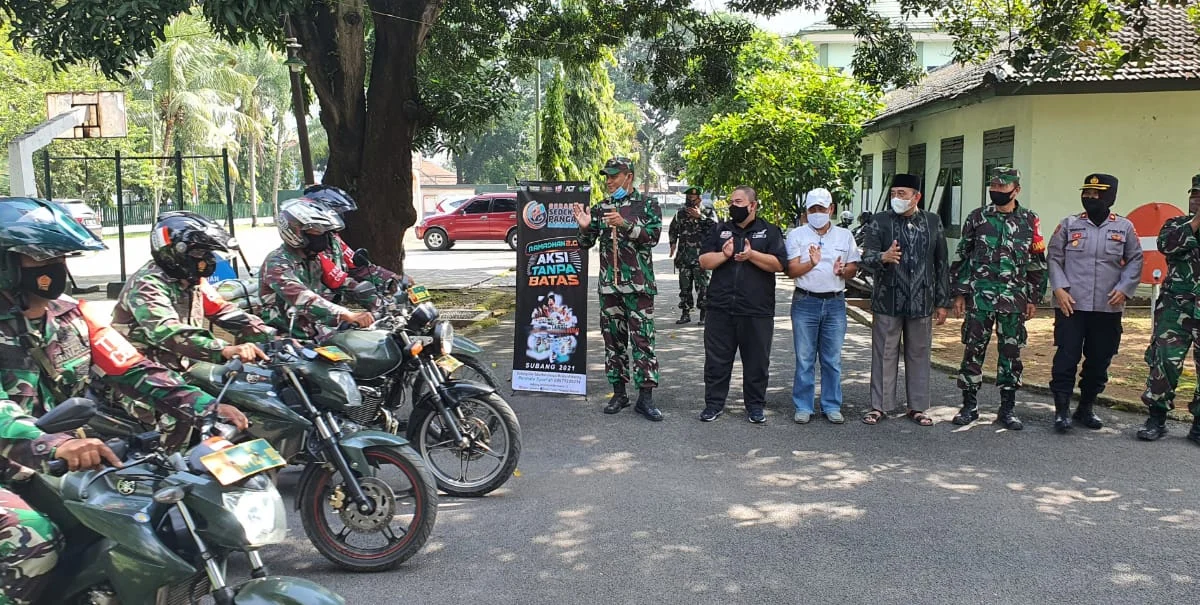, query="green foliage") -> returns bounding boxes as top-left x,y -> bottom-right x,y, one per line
454,95 -> 535,184
537,67 -> 577,181
683,35 -> 881,225
563,57 -> 637,199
